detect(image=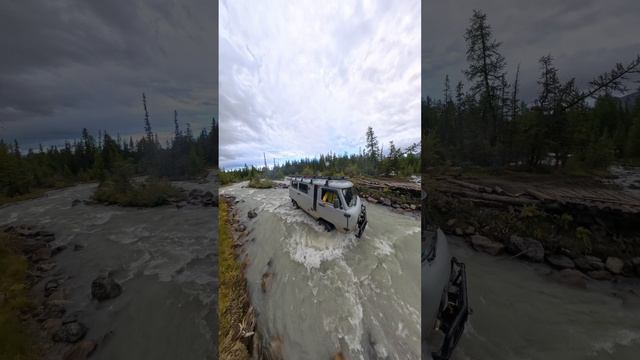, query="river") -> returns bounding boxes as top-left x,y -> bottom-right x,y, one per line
220,181 -> 421,360
440,233 -> 640,360
0,174 -> 217,359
